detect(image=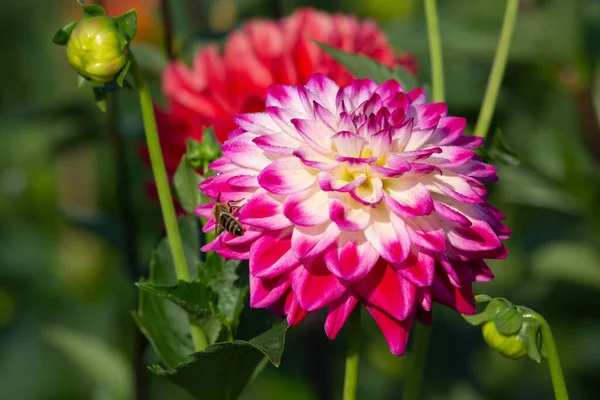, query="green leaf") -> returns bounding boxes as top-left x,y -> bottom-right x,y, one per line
134,216 -> 202,368
531,241 -> 600,291
78,0 -> 106,17
114,9 -> 138,41
116,59 -> 131,88
316,41 -> 417,90
495,308 -> 524,336
152,321 -> 288,400
138,280 -> 223,346
43,325 -> 132,400
52,21 -> 77,45
198,253 -> 248,335
173,152 -> 205,215
478,129 -> 521,167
